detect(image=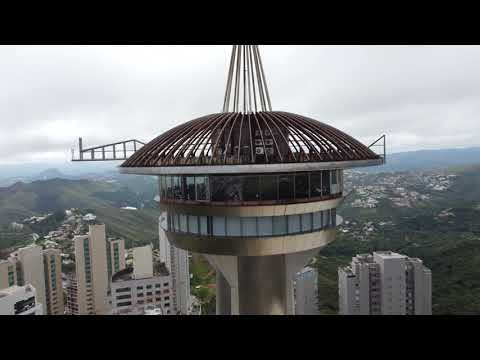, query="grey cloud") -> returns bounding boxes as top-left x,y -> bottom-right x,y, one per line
1,45 -> 480,163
